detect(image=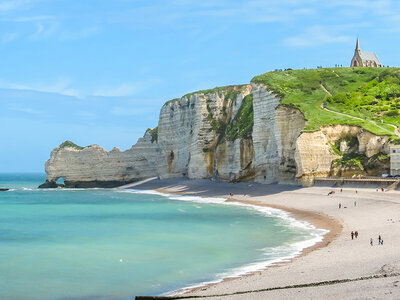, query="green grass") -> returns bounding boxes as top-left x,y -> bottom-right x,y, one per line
59,140 -> 84,150
252,67 -> 400,136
